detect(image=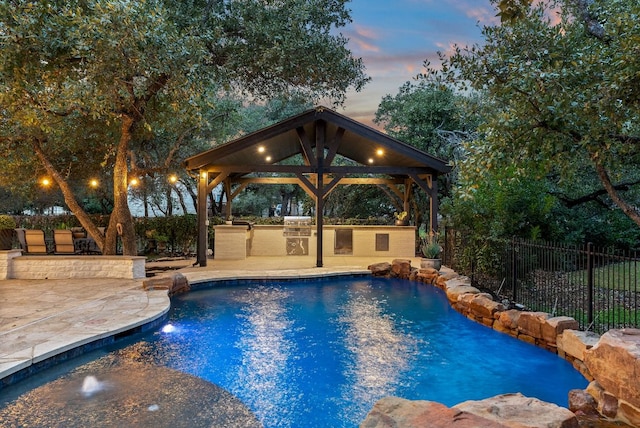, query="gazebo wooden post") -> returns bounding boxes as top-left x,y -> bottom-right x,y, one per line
196,170 -> 209,267
409,173 -> 441,234
315,120 -> 326,267
223,178 -> 232,220
429,176 -> 439,234
403,178 -> 412,215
